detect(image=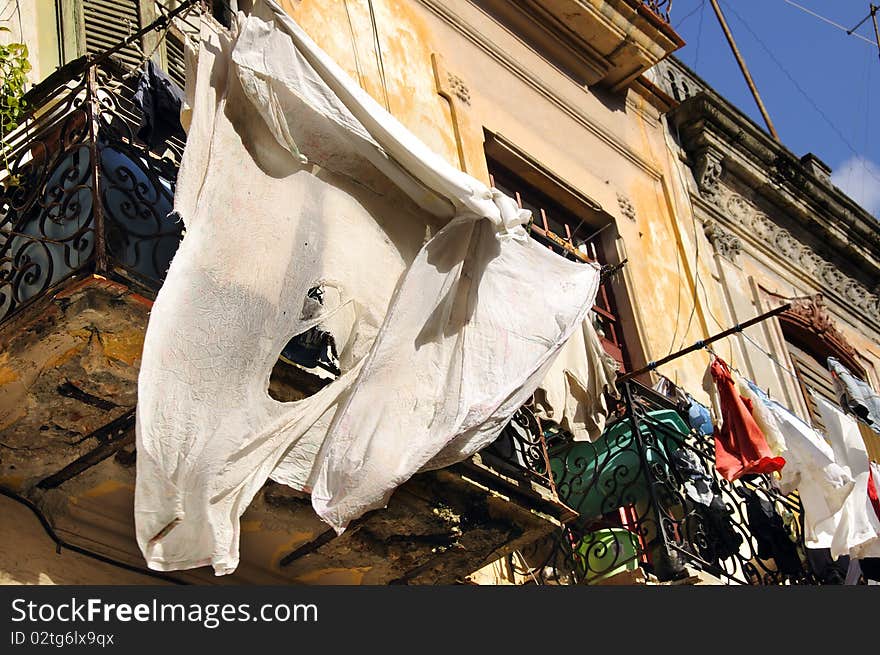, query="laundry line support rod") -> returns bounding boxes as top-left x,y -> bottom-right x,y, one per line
616,302 -> 792,383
